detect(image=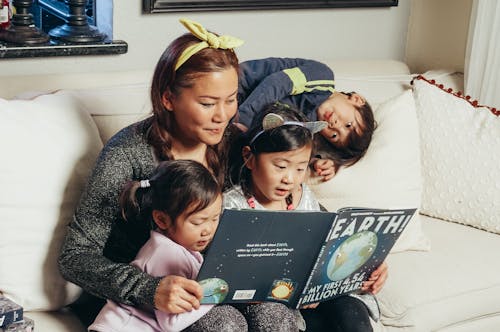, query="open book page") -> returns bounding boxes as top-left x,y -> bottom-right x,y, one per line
197,209 -> 335,307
